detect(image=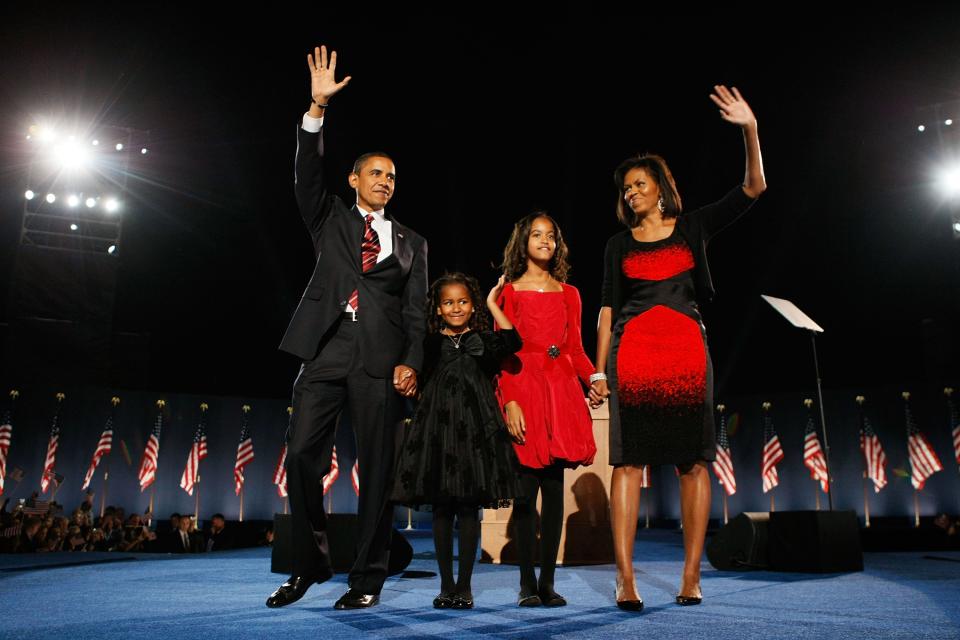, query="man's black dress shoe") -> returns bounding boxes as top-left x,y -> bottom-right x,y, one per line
265,570 -> 332,609
334,588 -> 380,609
